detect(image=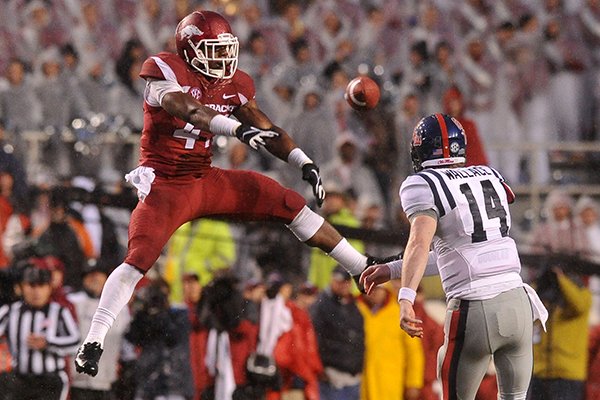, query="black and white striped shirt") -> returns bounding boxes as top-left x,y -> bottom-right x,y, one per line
0,301 -> 80,375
